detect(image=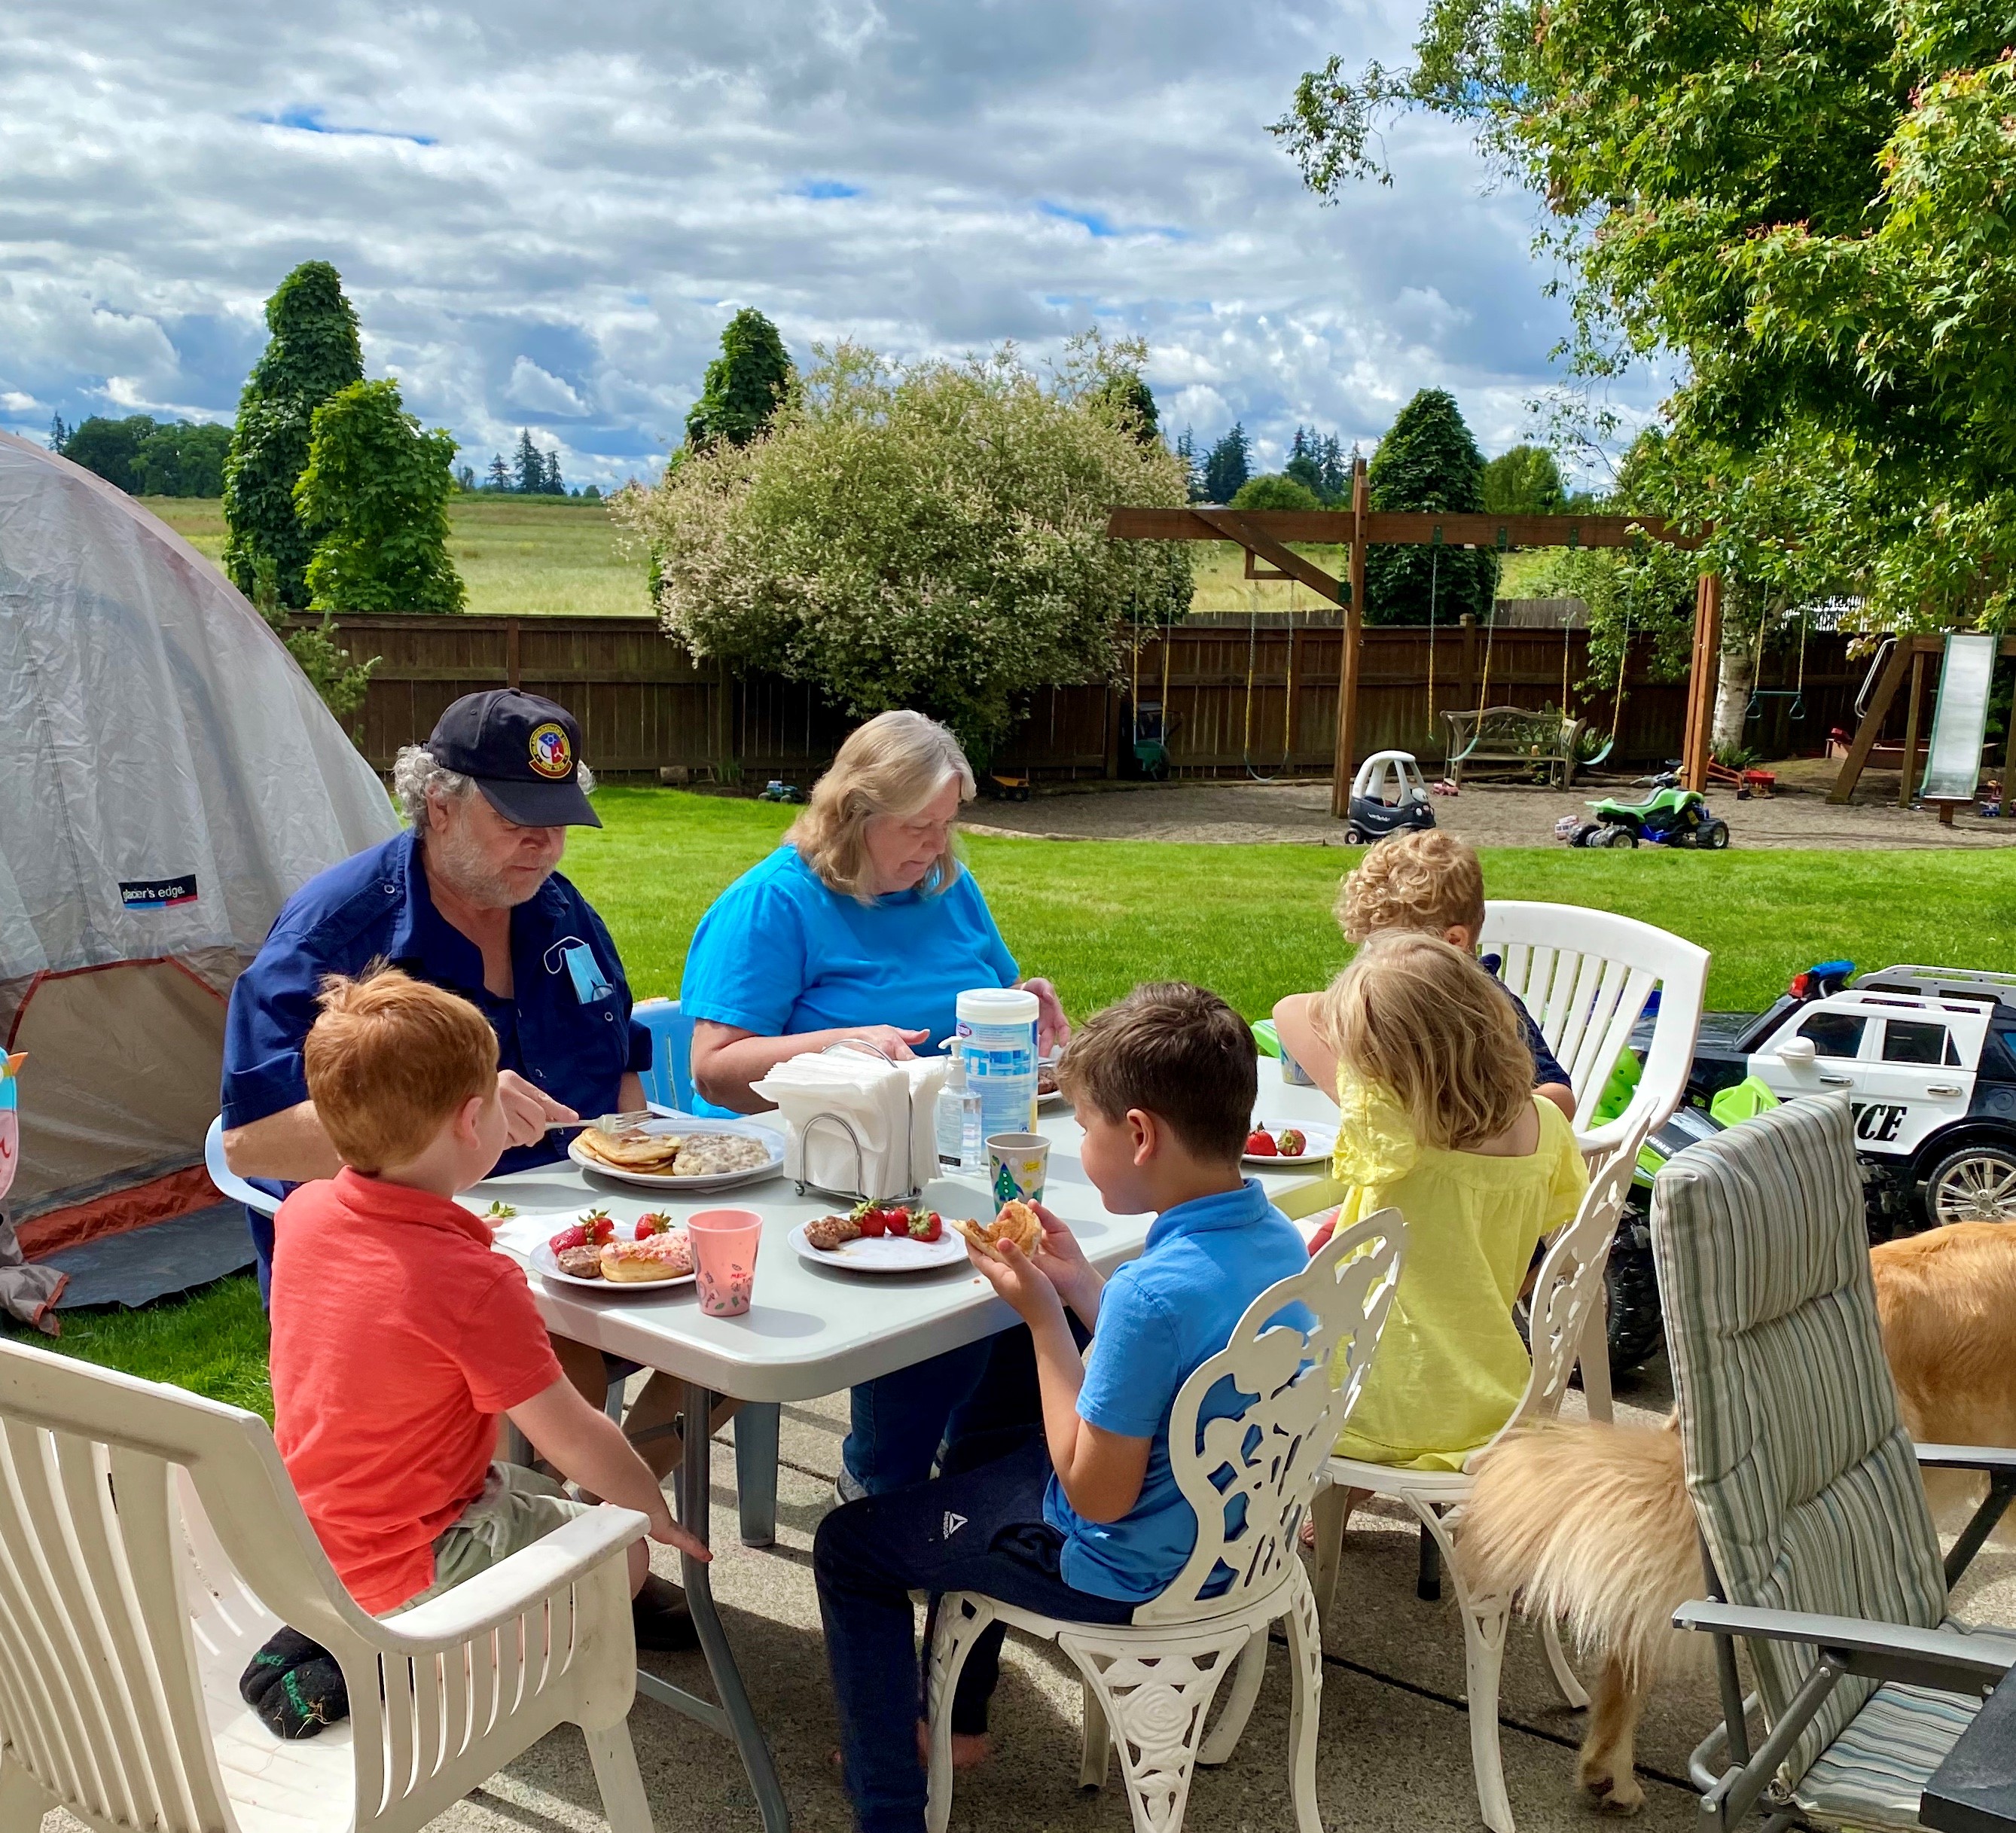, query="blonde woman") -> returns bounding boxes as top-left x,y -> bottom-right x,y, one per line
1306,931 -> 1586,1469
680,709 -> 1069,1496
